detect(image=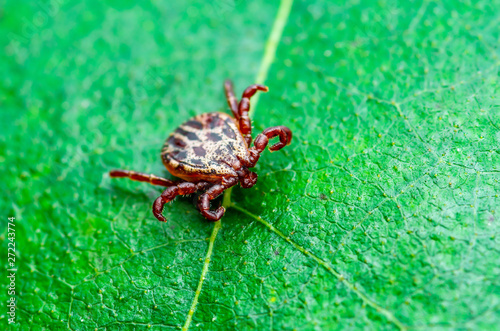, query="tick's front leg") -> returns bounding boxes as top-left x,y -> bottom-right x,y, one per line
197,177 -> 238,221
246,126 -> 293,167
253,126 -> 292,152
